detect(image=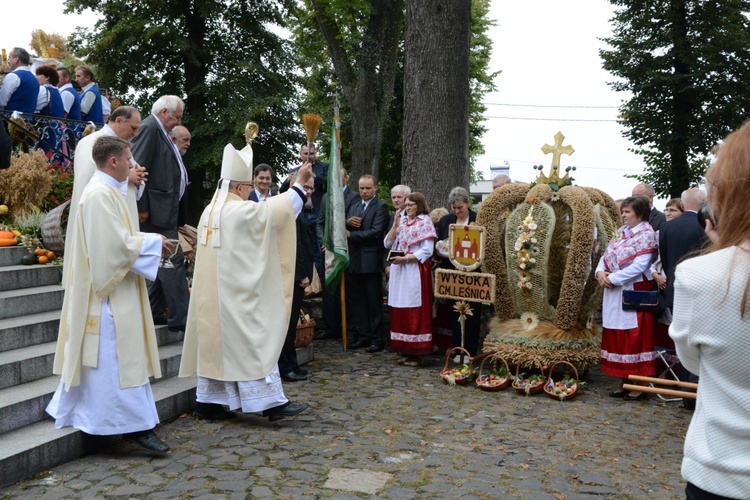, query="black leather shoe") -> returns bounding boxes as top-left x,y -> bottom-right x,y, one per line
194,402 -> 237,420
623,391 -> 646,401
282,371 -> 307,382
365,344 -> 384,353
267,402 -> 310,422
347,340 -> 367,350
314,331 -> 338,341
295,367 -> 308,376
123,430 -> 170,453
